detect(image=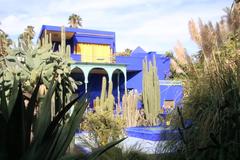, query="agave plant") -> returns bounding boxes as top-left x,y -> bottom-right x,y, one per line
0,76 -> 125,160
